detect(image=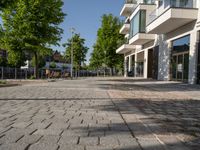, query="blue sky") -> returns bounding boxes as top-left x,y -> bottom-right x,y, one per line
54,0 -> 124,64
